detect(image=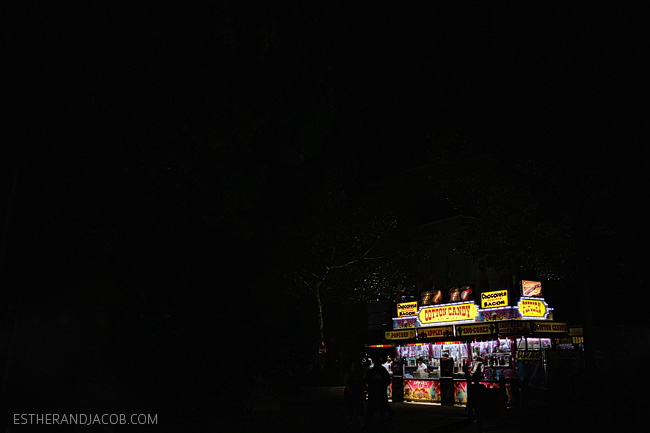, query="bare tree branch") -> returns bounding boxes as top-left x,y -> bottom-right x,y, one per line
300,267 -> 321,282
